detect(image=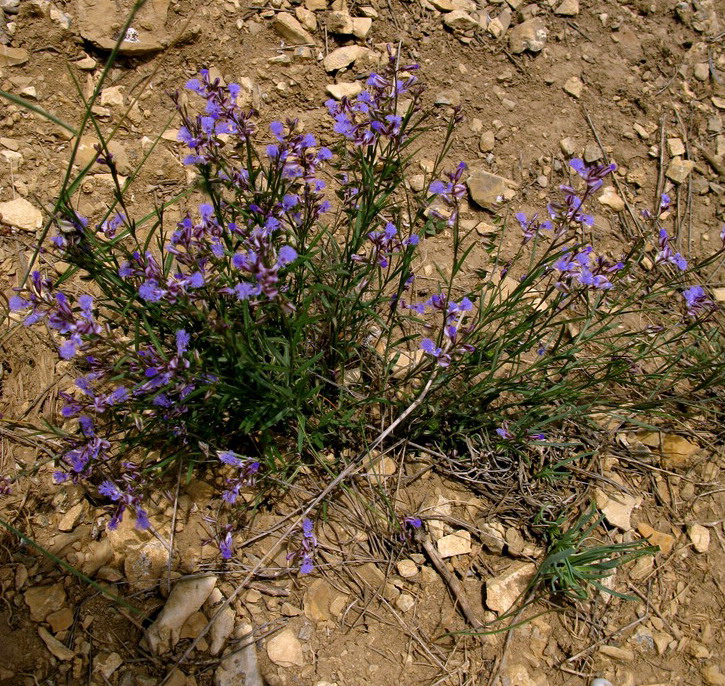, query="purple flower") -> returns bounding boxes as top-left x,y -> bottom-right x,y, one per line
277,245 -> 297,267
496,422 -> 513,440
682,285 -> 714,317
220,530 -> 233,560
569,158 -> 616,191
99,480 -> 123,501
139,280 -> 165,302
